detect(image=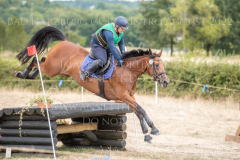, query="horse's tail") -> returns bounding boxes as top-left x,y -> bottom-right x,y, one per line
16,26 -> 67,65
